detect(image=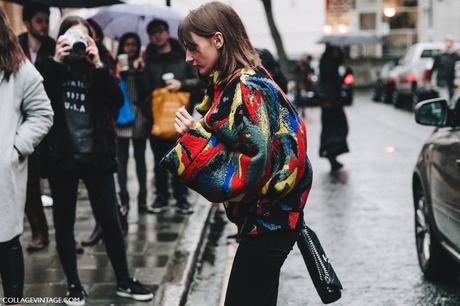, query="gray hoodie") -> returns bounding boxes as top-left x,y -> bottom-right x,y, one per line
0,60 -> 53,242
